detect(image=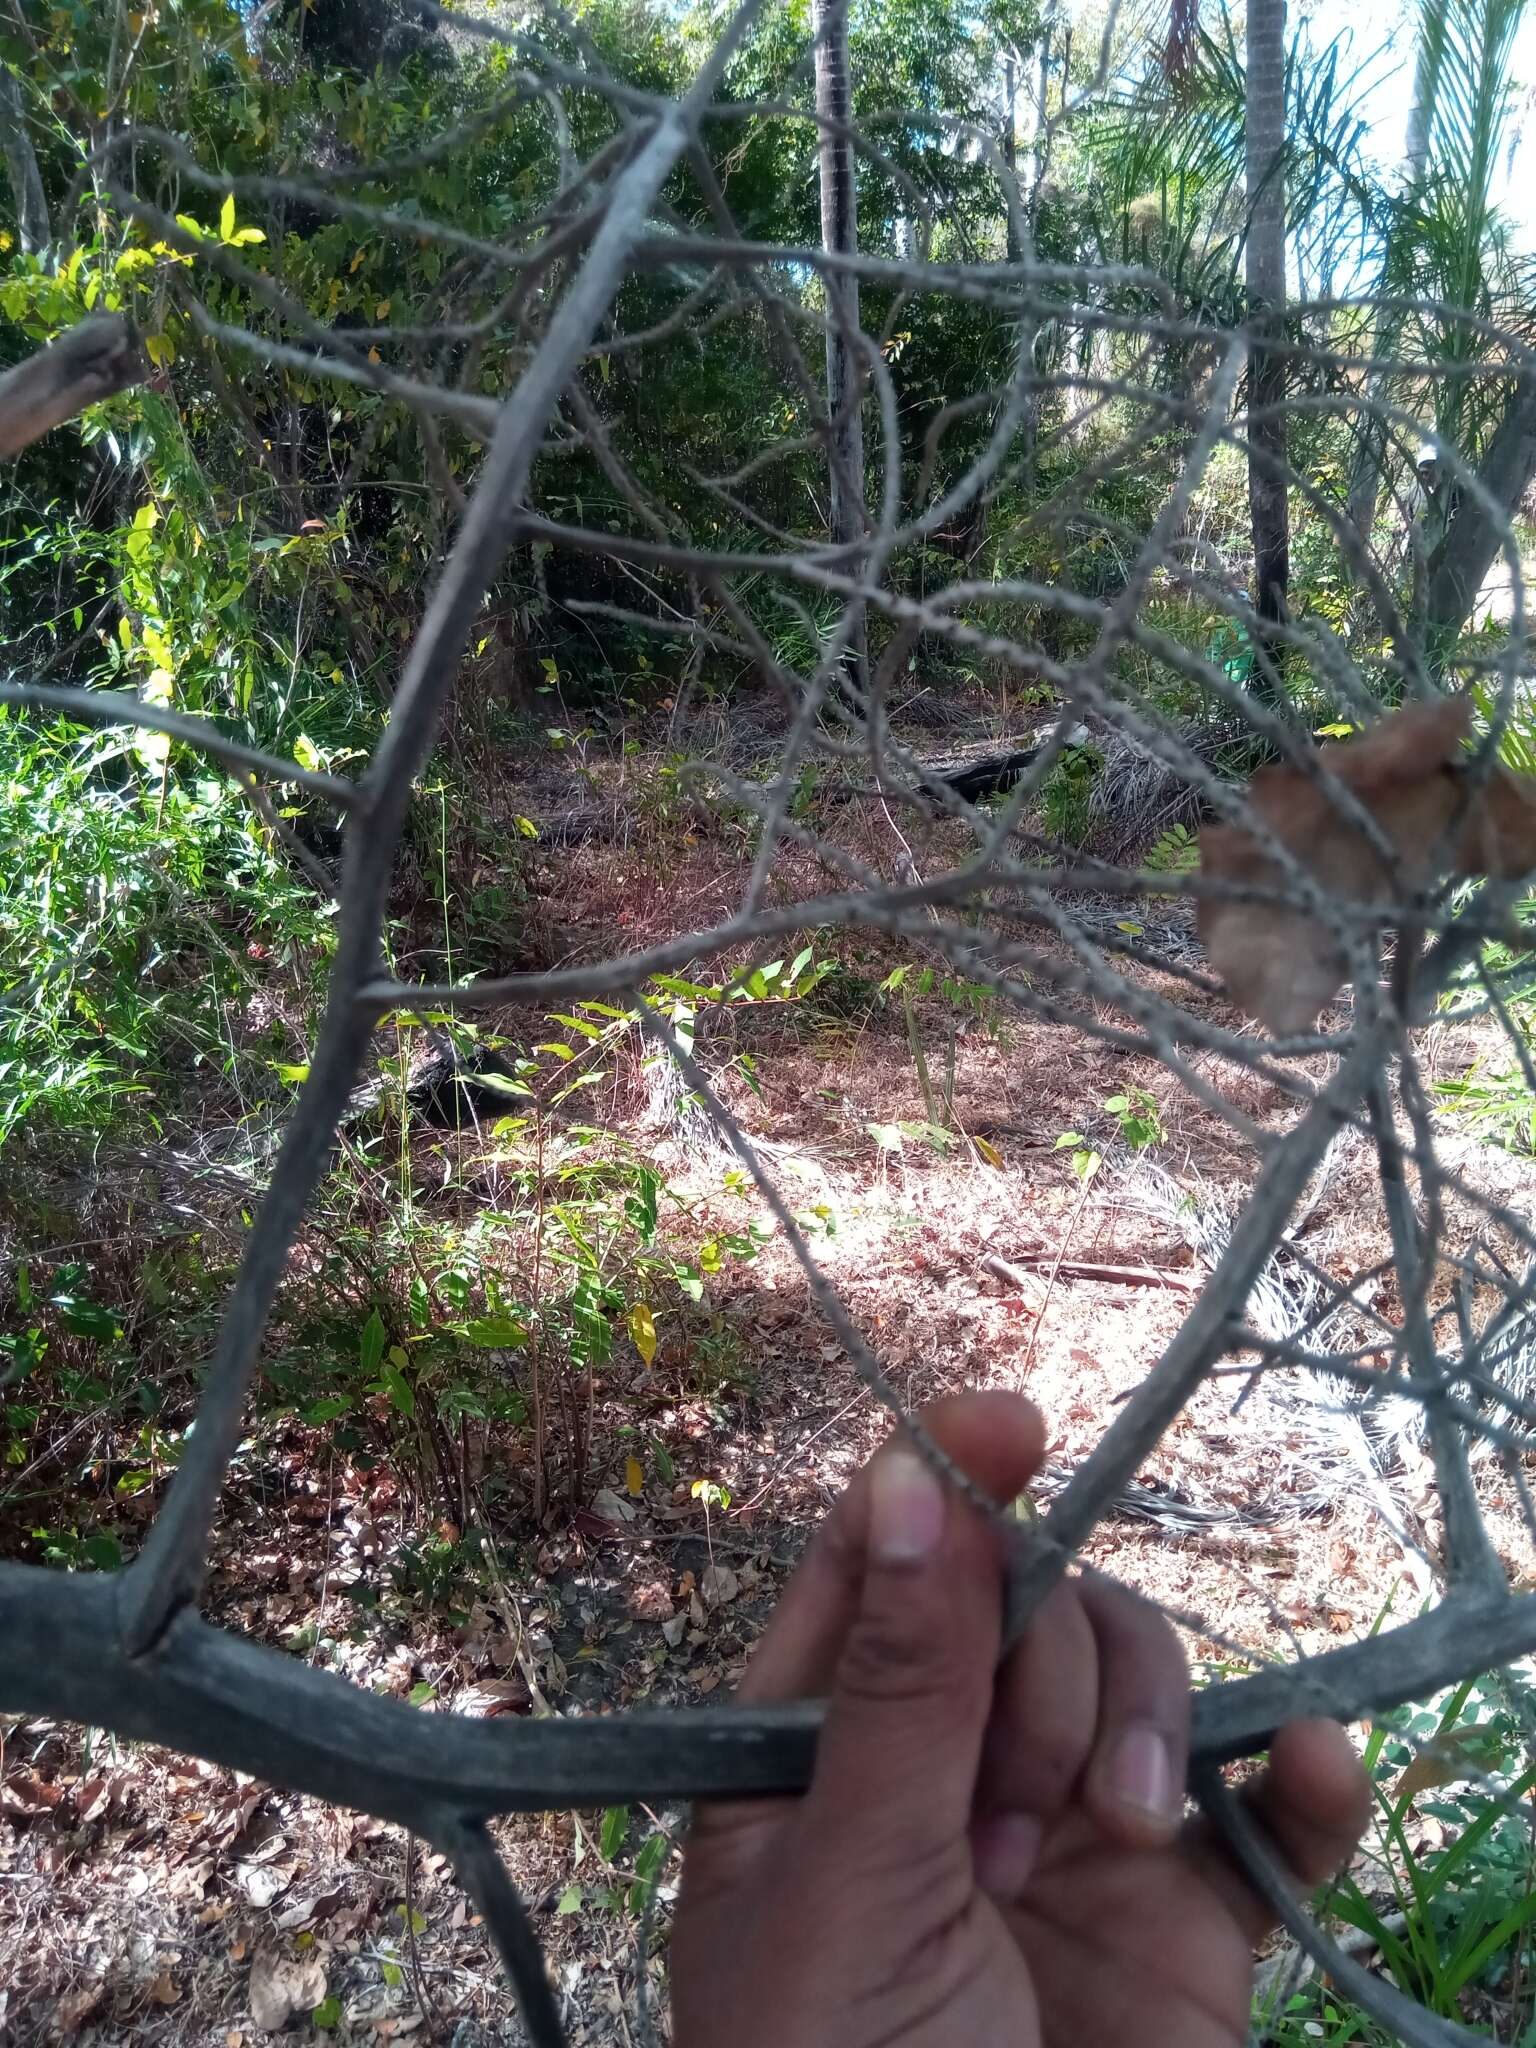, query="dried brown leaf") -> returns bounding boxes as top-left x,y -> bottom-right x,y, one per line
626,1576 -> 674,1622
700,1563 -> 739,1608
145,1969 -> 181,2006
1,1770 -> 64,1817
248,1948 -> 326,2034
237,1857 -> 297,1908
1199,699 -> 1536,1032
450,1677 -> 532,1718
1395,1725 -> 1490,1801
51,1981 -> 105,2036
